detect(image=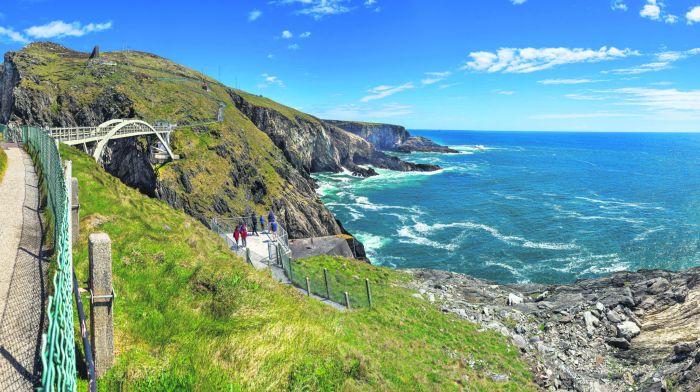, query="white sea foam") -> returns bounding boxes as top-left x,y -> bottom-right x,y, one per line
634,226 -> 666,241
397,226 -> 459,251
574,196 -> 664,211
410,219 -> 579,251
354,231 -> 390,255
